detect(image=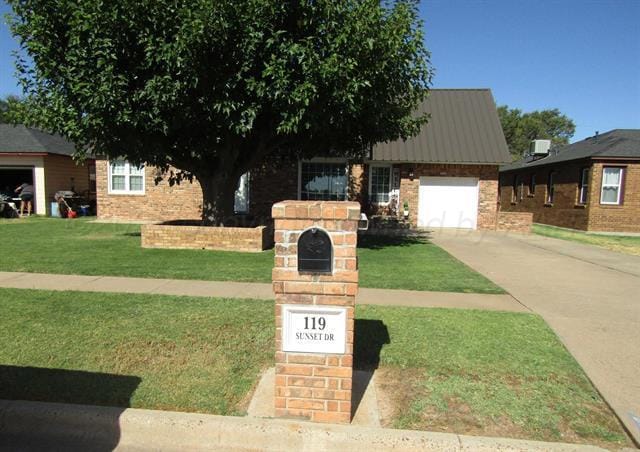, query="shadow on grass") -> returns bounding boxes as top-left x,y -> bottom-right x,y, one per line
0,365 -> 141,449
122,232 -> 141,237
0,364 -> 141,407
352,319 -> 390,419
357,234 -> 432,250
